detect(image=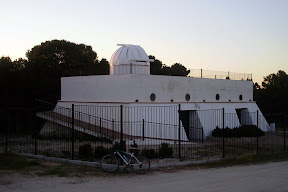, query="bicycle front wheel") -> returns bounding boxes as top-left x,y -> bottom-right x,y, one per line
131,156 -> 150,174
100,154 -> 119,173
